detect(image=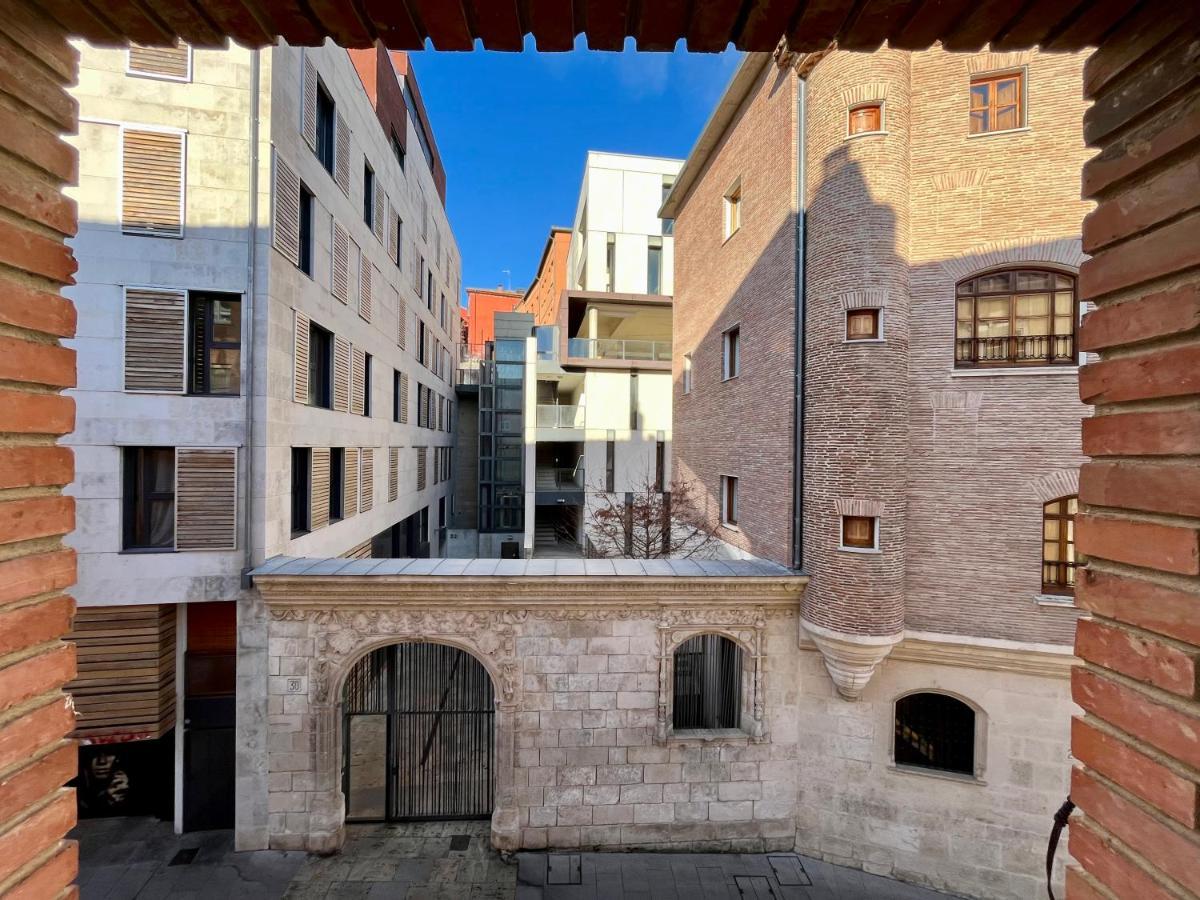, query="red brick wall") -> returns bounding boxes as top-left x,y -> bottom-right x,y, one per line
466,287 -> 523,347
520,228 -> 572,326
1069,9 -> 1200,897
0,3 -> 80,896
